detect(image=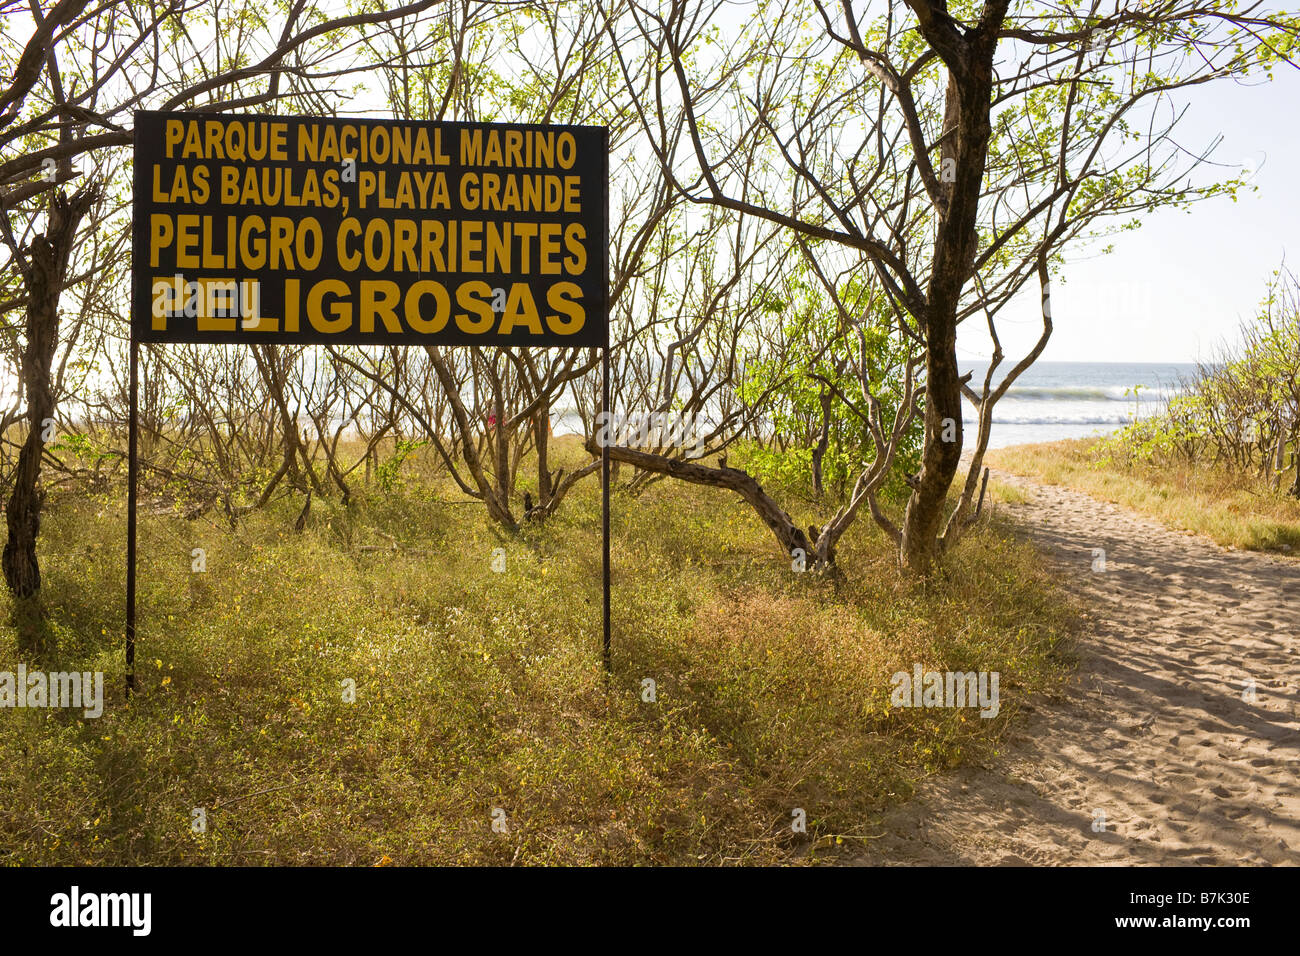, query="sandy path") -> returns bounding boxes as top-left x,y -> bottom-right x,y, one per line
852,472 -> 1300,866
